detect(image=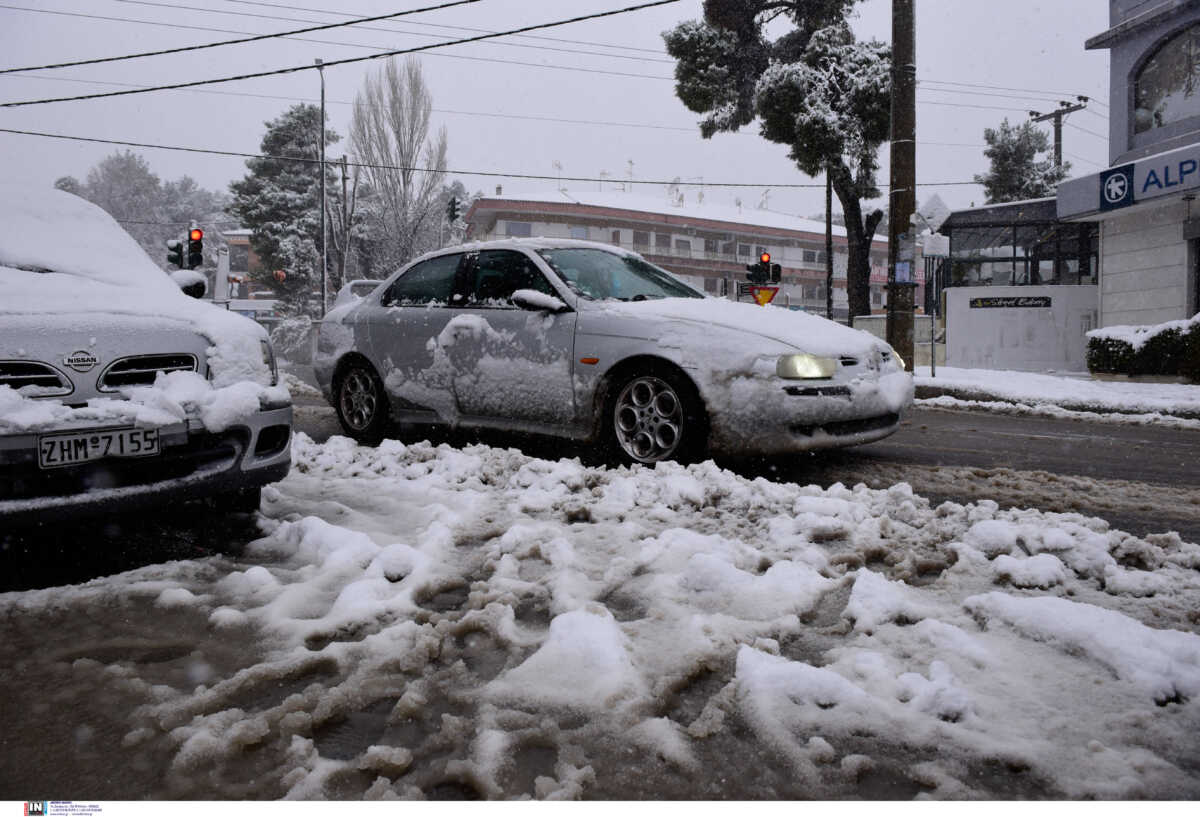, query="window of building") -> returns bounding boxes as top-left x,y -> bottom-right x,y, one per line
569,226 -> 588,240
704,238 -> 719,255
655,233 -> 672,249
633,231 -> 650,247
803,249 -> 817,263
1135,23 -> 1200,134
722,241 -> 736,256
737,243 -> 751,257
871,286 -> 883,306
704,277 -> 718,293
383,253 -> 463,306
611,230 -> 621,245
674,239 -> 692,256
505,221 -> 532,237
